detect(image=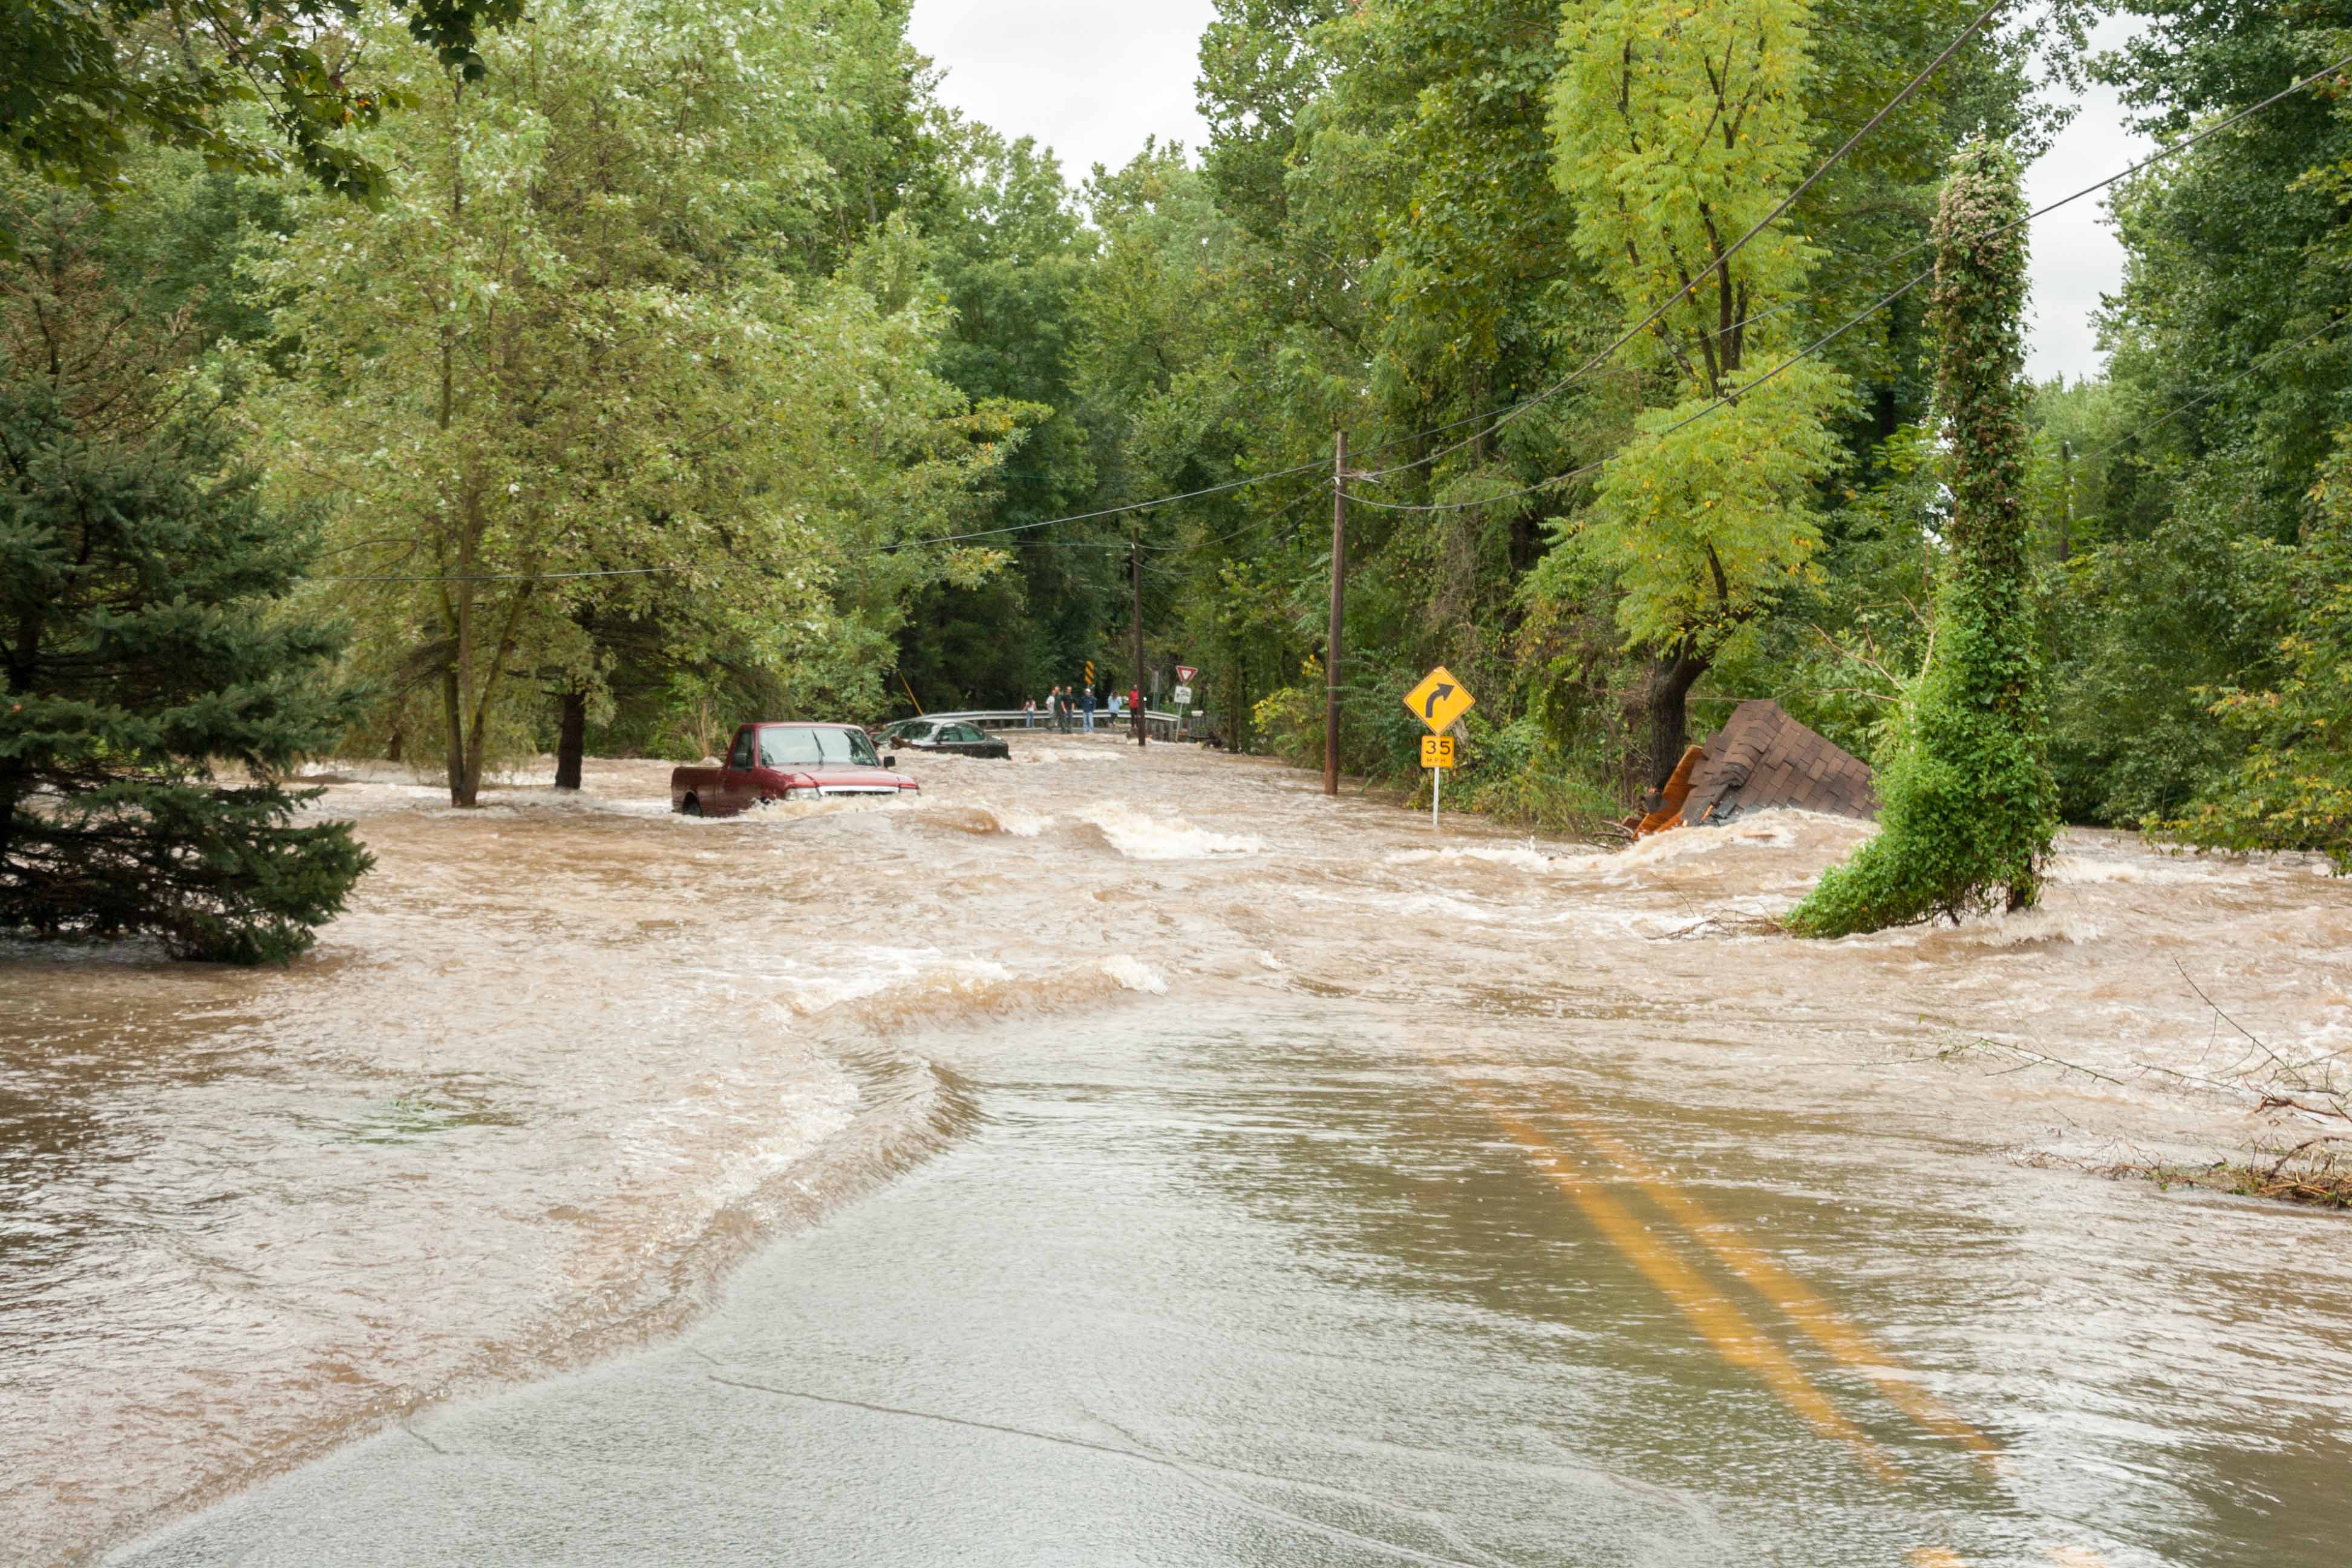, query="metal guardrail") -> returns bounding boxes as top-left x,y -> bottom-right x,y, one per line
921,708 -> 1189,742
